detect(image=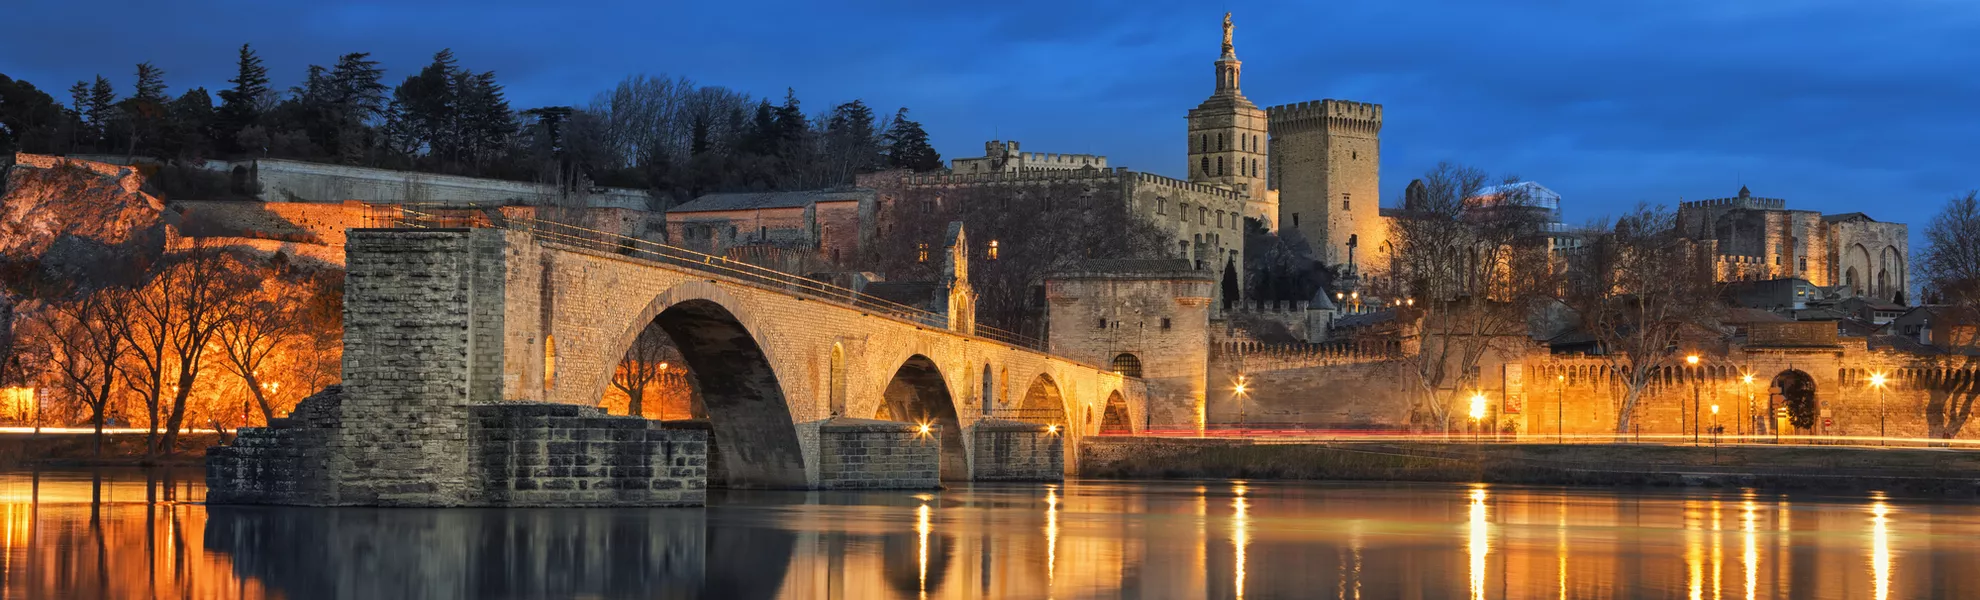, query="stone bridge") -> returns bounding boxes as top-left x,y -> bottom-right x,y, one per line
211,224 -> 1145,505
